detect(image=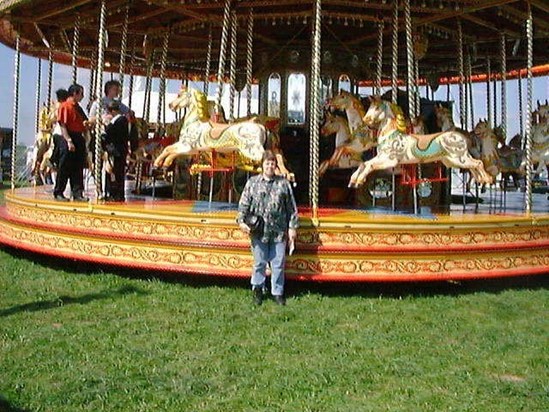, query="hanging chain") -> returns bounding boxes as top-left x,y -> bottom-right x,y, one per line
11,34 -> 21,190
215,0 -> 231,114
500,32 -> 507,141
118,0 -> 130,91
71,13 -> 80,84
229,11 -> 237,121
35,58 -> 41,134
204,25 -> 212,95
391,0 -> 399,105
94,0 -> 107,200
375,20 -> 384,95
245,8 -> 254,117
